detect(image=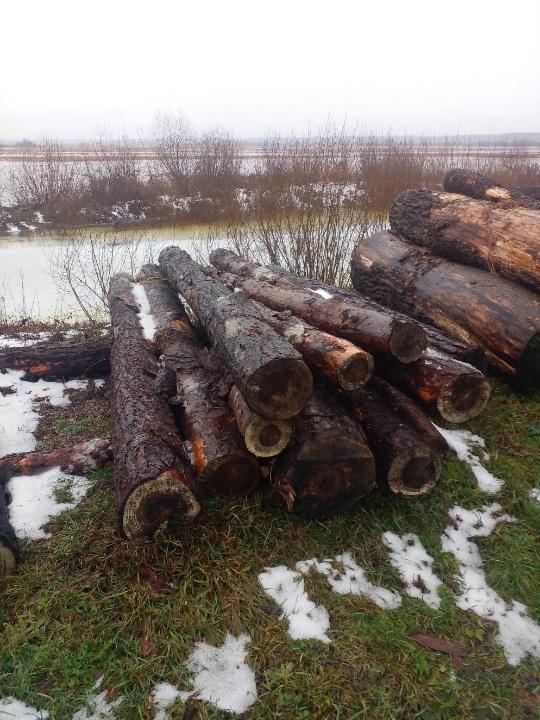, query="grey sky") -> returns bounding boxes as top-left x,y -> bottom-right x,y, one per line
2,0 -> 539,141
